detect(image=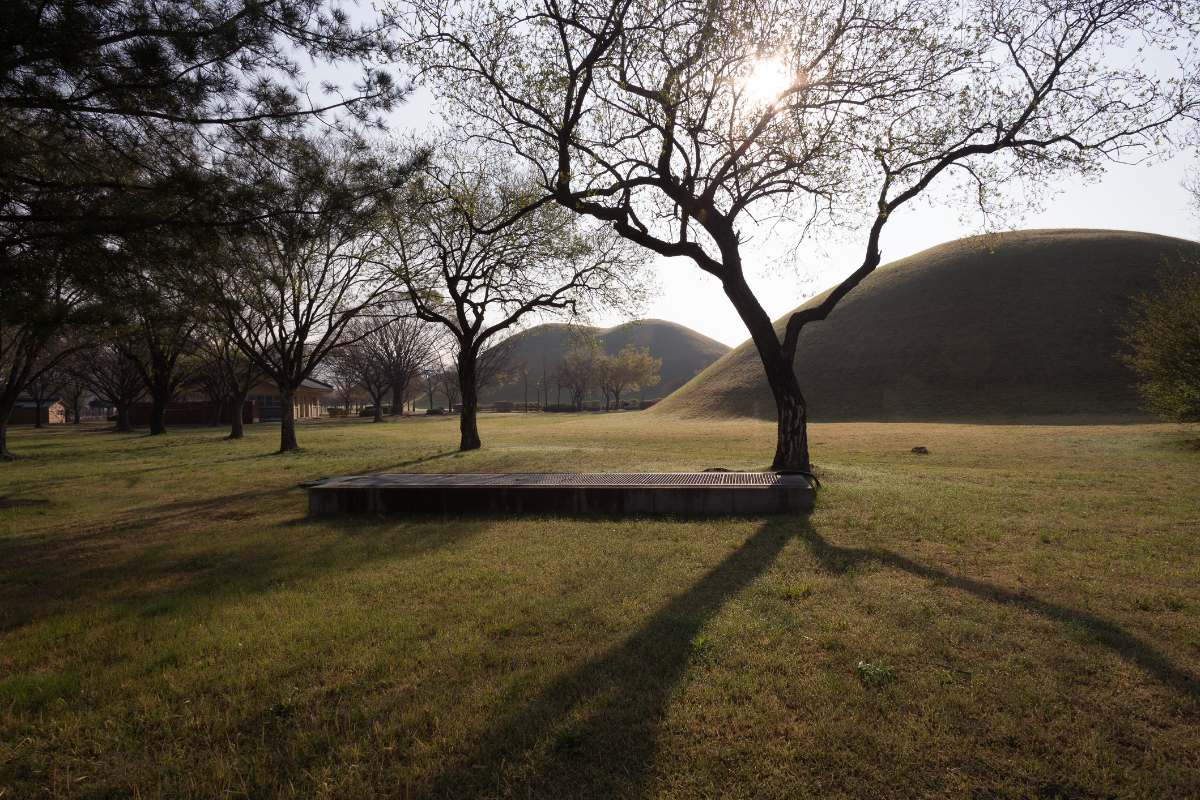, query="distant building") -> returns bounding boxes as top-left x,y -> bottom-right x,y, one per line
246,378 -> 332,421
171,377 -> 334,423
9,394 -> 66,425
